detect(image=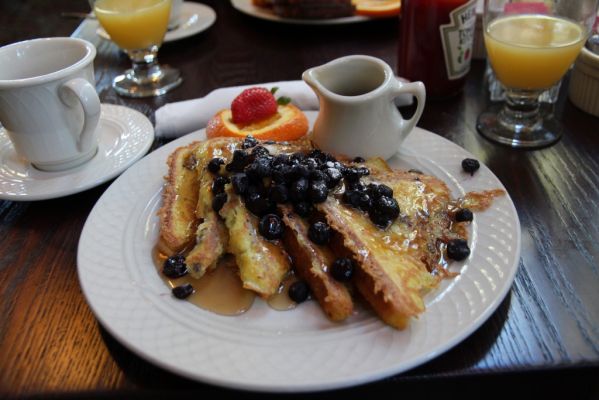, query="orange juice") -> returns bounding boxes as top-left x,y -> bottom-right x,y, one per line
485,14 -> 586,90
94,0 -> 171,50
